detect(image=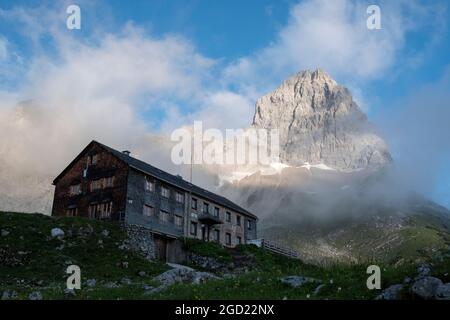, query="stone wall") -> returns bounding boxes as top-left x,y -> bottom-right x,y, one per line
123,224 -> 155,261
